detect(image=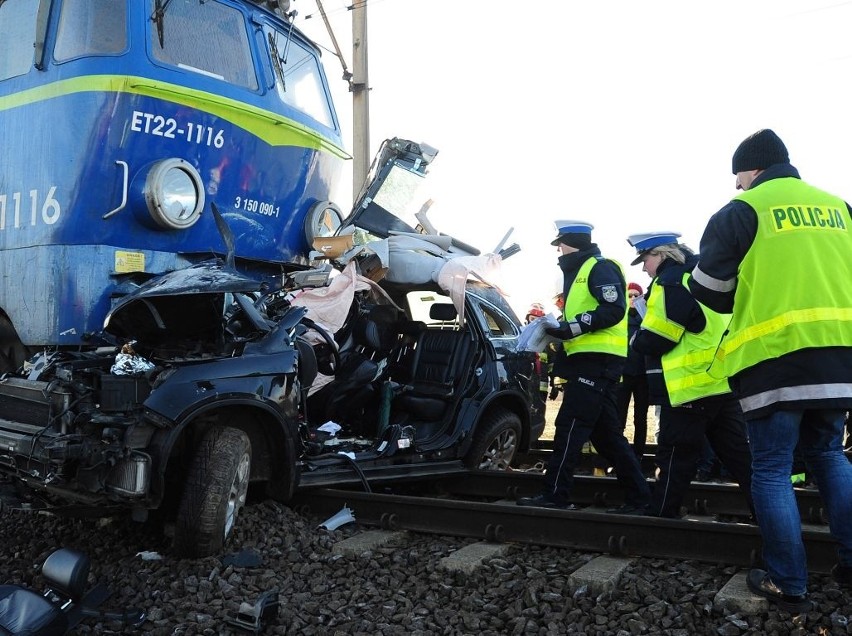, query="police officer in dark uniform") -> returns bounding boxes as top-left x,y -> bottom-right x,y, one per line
690,129 -> 852,612
627,232 -> 753,519
517,220 -> 650,513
